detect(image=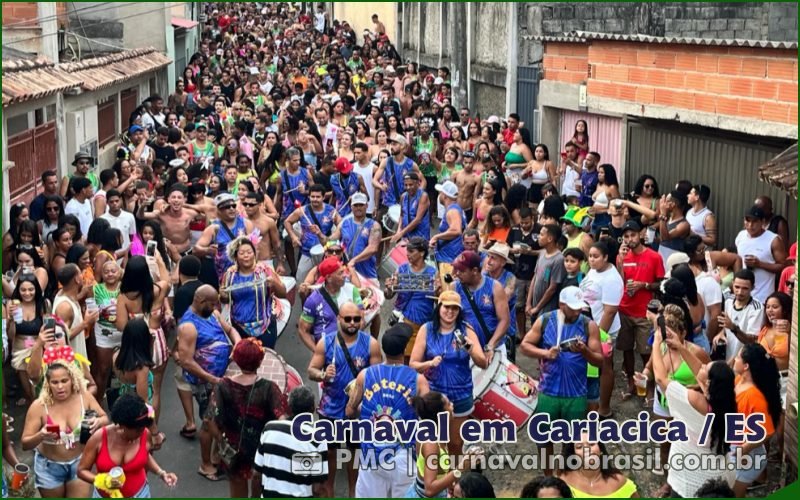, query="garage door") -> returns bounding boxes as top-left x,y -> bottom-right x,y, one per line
559,110 -> 623,178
